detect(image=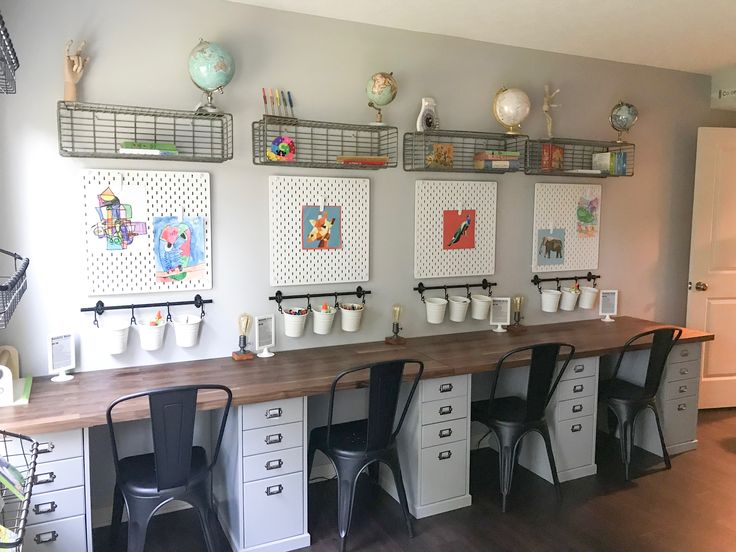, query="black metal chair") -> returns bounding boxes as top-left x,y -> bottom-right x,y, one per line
470,342 -> 575,512
307,359 -> 424,552
599,327 -> 682,480
106,384 -> 232,552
